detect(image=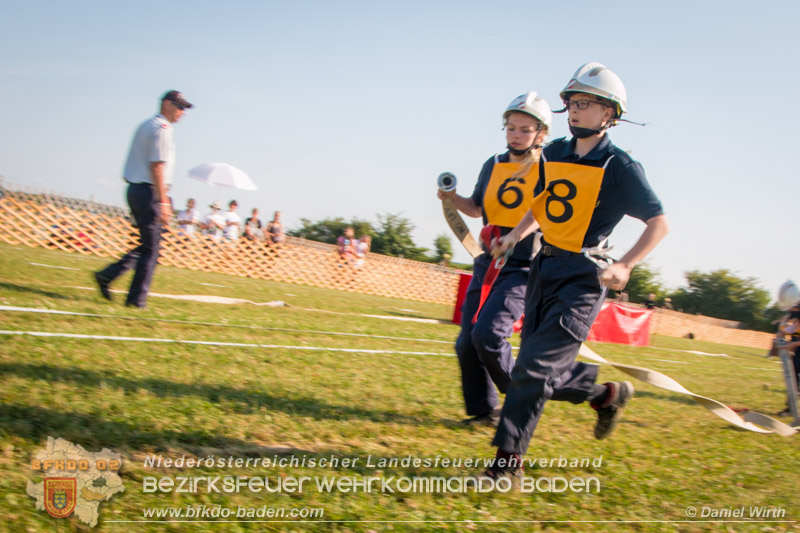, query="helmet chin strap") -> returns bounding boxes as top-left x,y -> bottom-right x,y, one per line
569,118 -> 621,139
568,125 -> 603,139
507,144 -> 532,156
